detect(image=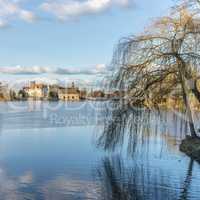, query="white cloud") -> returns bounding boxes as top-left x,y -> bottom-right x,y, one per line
55,64 -> 107,75
0,19 -> 7,27
0,64 -> 107,75
0,0 -> 132,27
0,0 -> 36,26
95,63 -> 106,71
19,9 -> 36,23
0,65 -> 51,74
40,0 -> 130,20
